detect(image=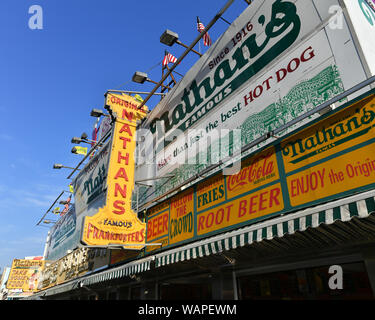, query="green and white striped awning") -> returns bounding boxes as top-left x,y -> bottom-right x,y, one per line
27,190 -> 375,298
82,256 -> 153,286
155,190 -> 375,268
